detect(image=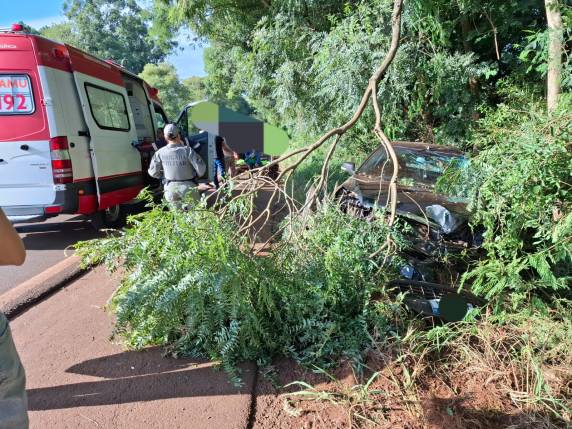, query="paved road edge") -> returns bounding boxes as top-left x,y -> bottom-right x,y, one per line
1,256 -> 87,320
